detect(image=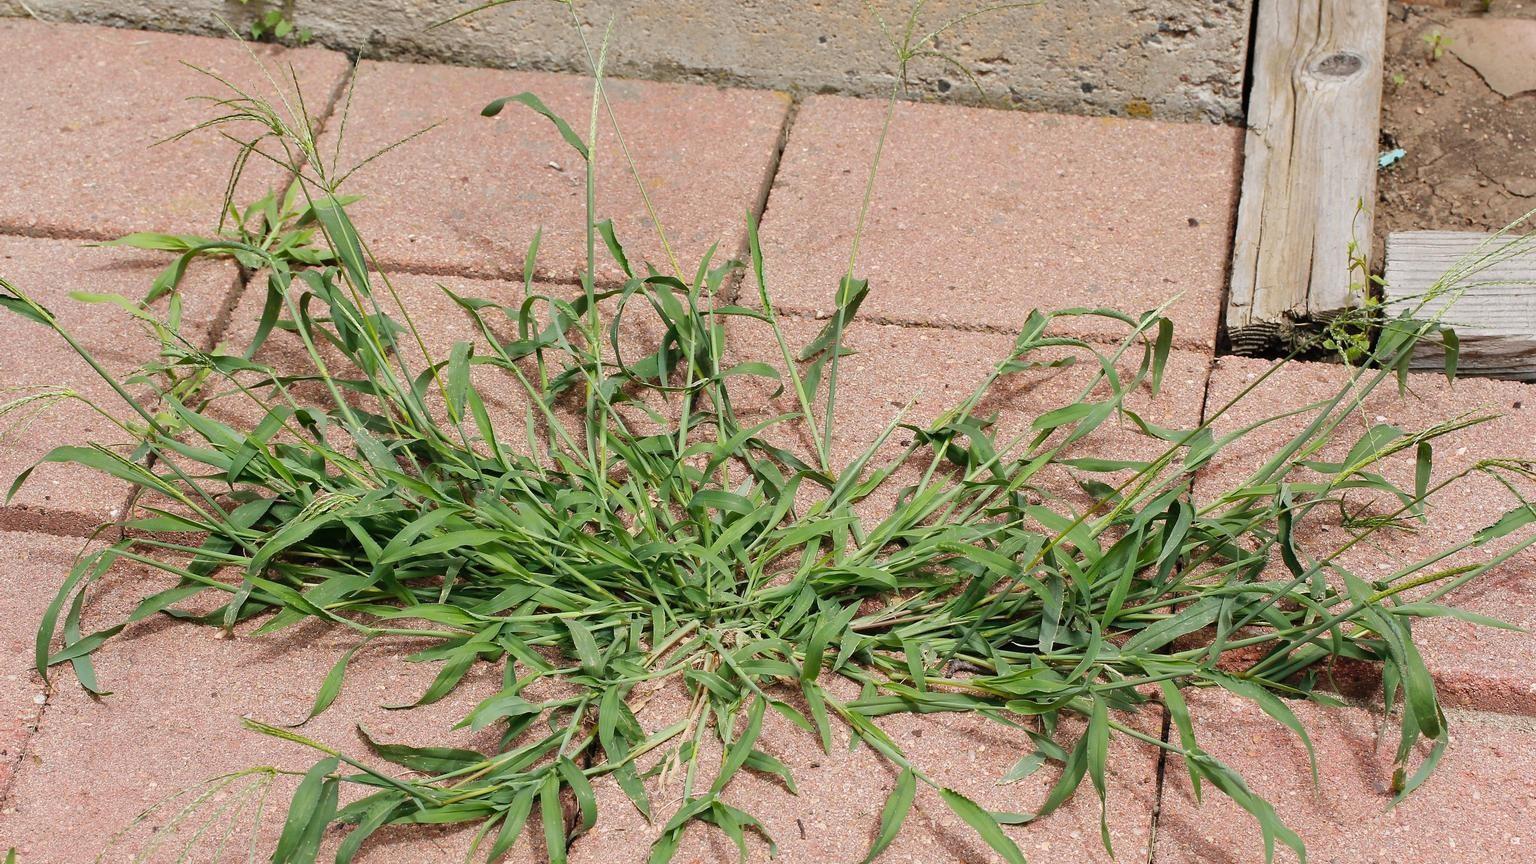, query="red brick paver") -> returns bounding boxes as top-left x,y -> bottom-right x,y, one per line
568,678 -> 1162,864
725,314 -> 1215,517
321,60 -> 792,282
0,559 -> 547,862
0,532 -> 90,805
0,237 -> 240,534
754,95 -> 1241,349
0,20 -> 351,239
1155,689 -> 1536,863
1197,357 -> 1536,713
206,270 -> 672,438
212,270 -> 548,430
